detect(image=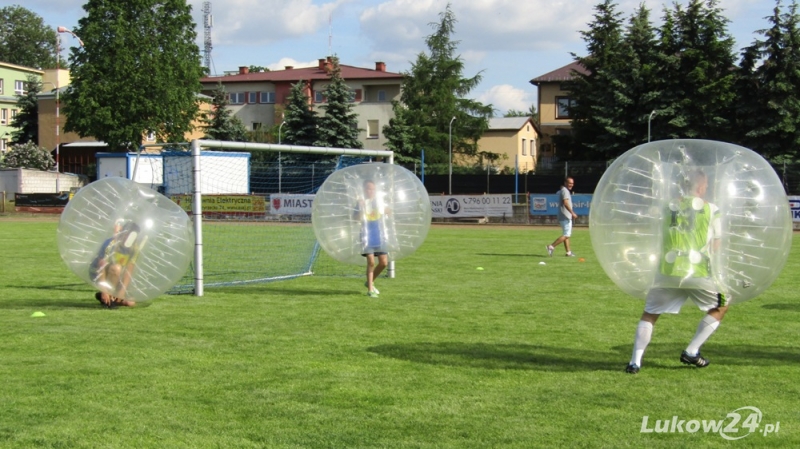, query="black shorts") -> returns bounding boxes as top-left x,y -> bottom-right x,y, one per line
362,248 -> 387,257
